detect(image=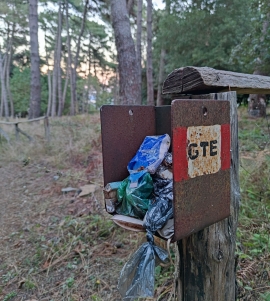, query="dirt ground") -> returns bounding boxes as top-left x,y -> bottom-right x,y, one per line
0,162 -> 133,300
1,113 -> 269,301
0,116 -> 152,301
